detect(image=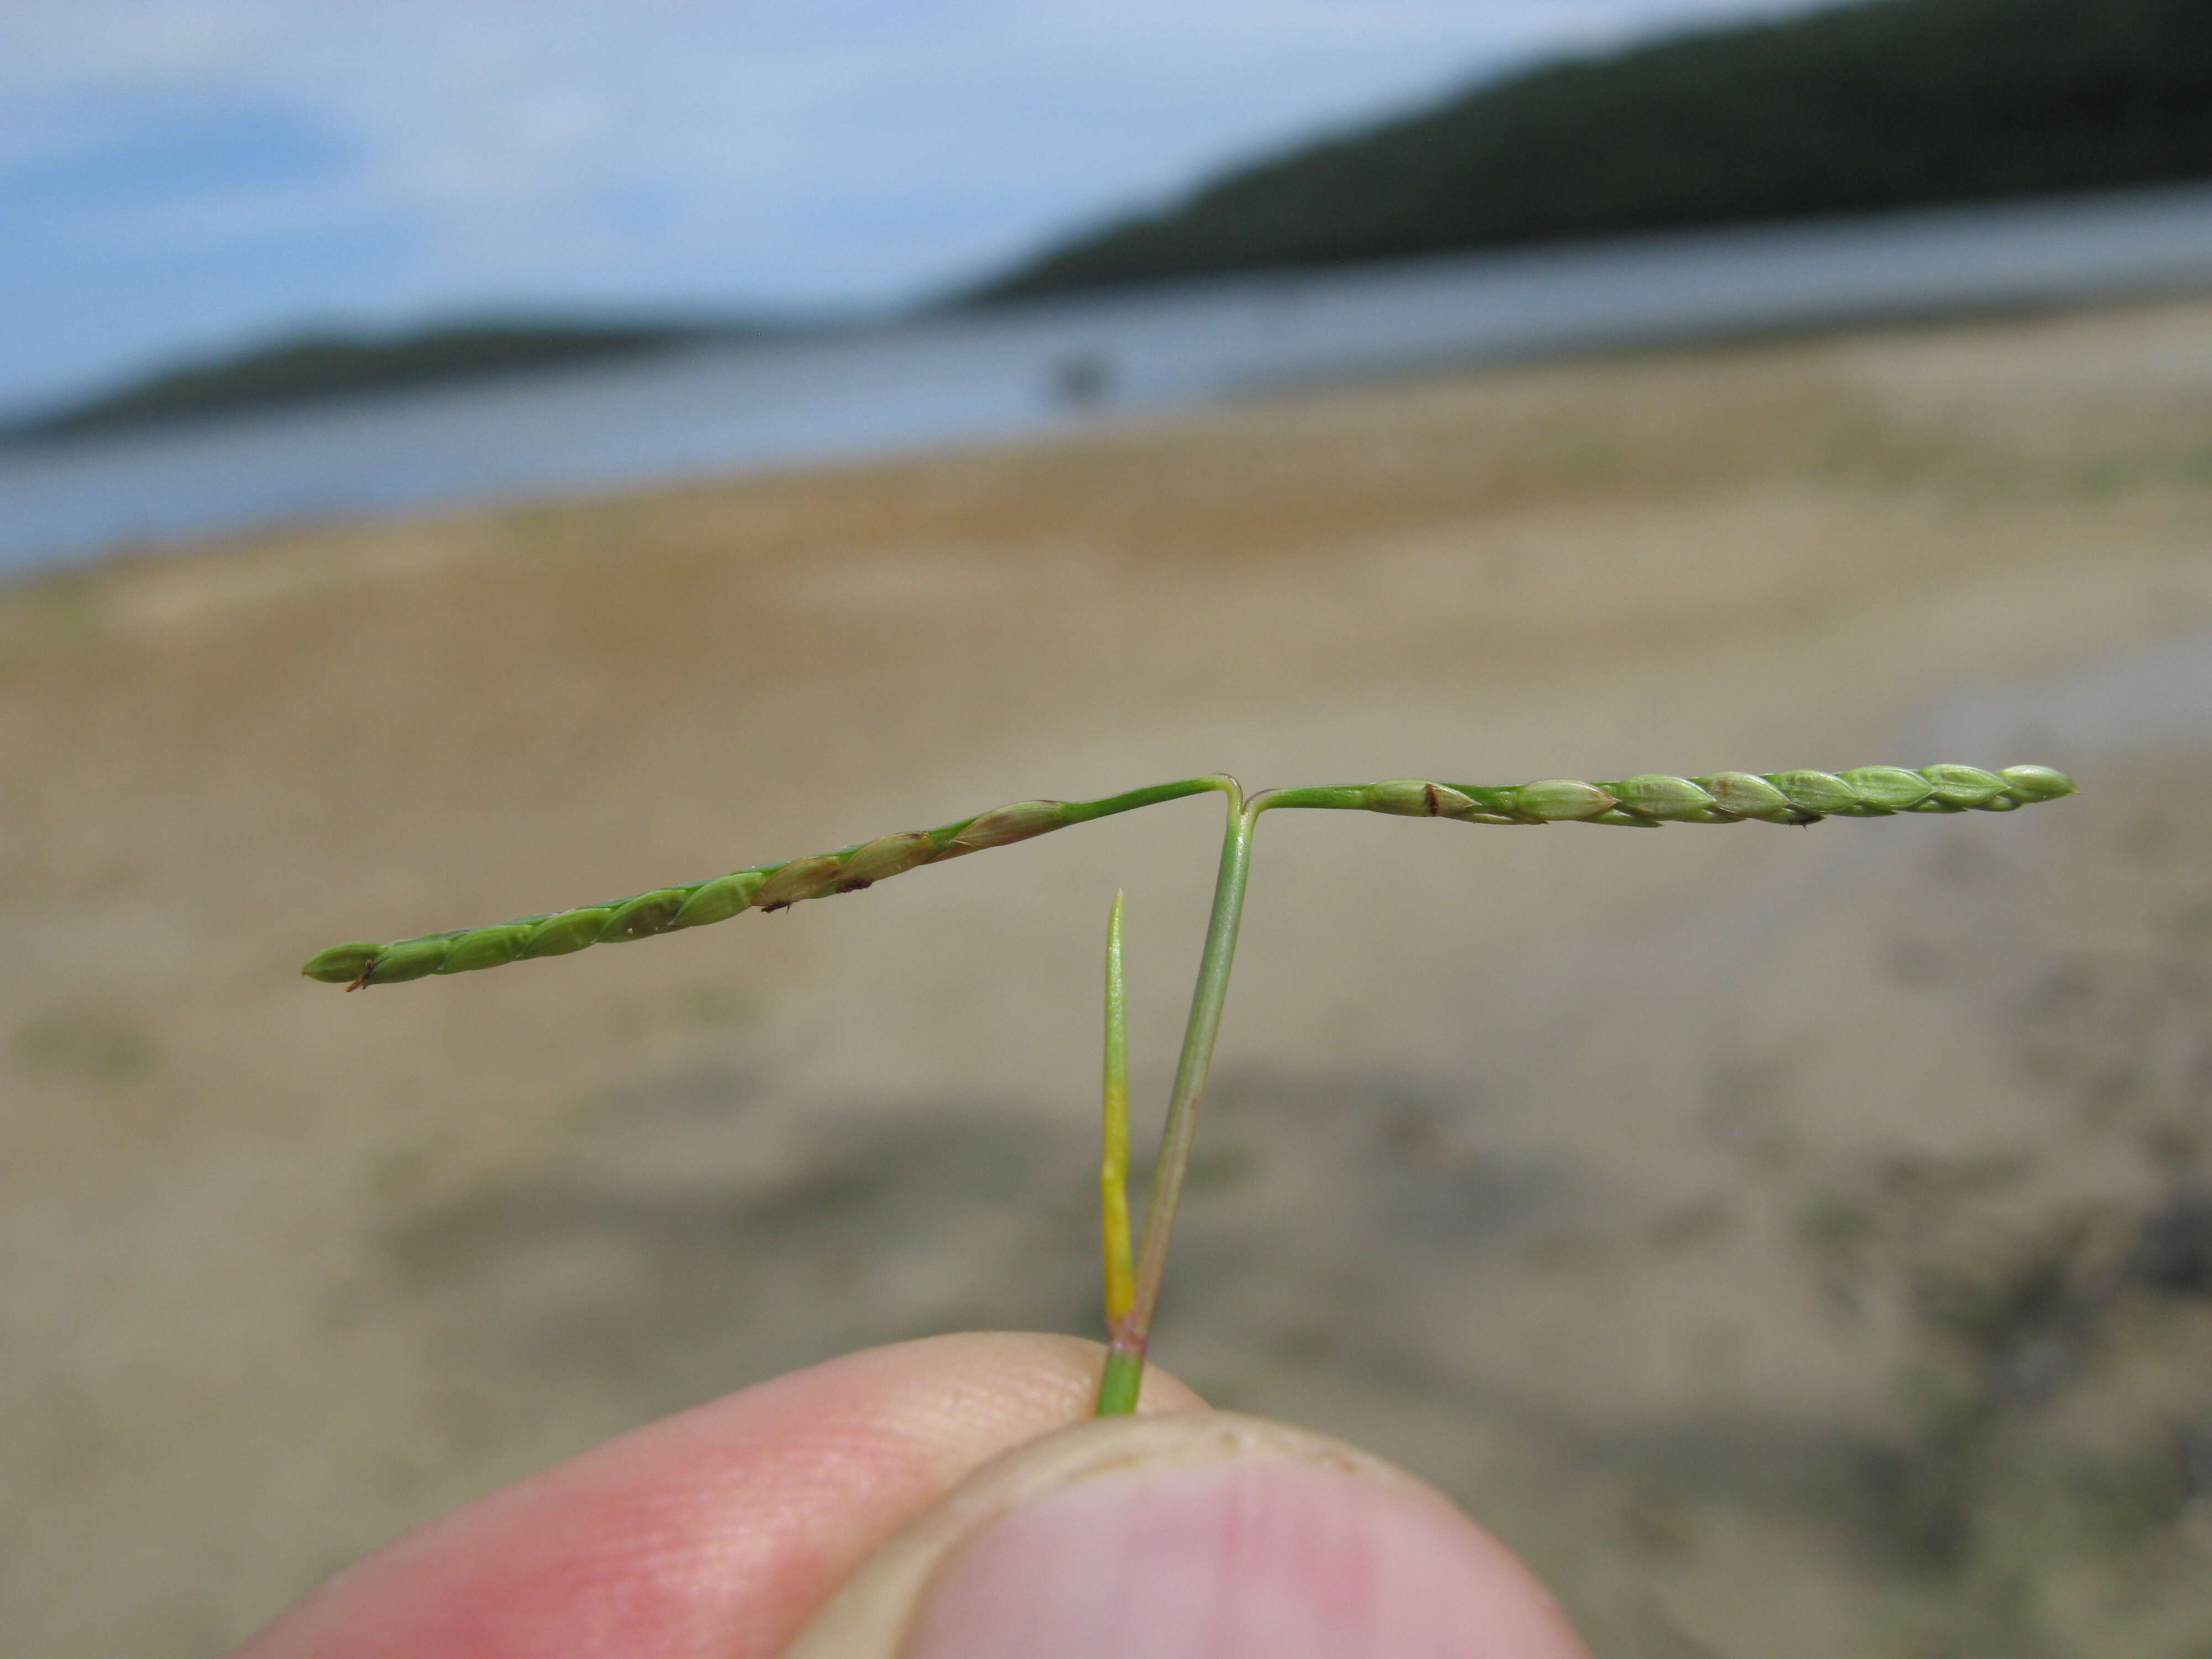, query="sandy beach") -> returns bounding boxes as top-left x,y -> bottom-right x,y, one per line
6,298 -> 2212,1657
